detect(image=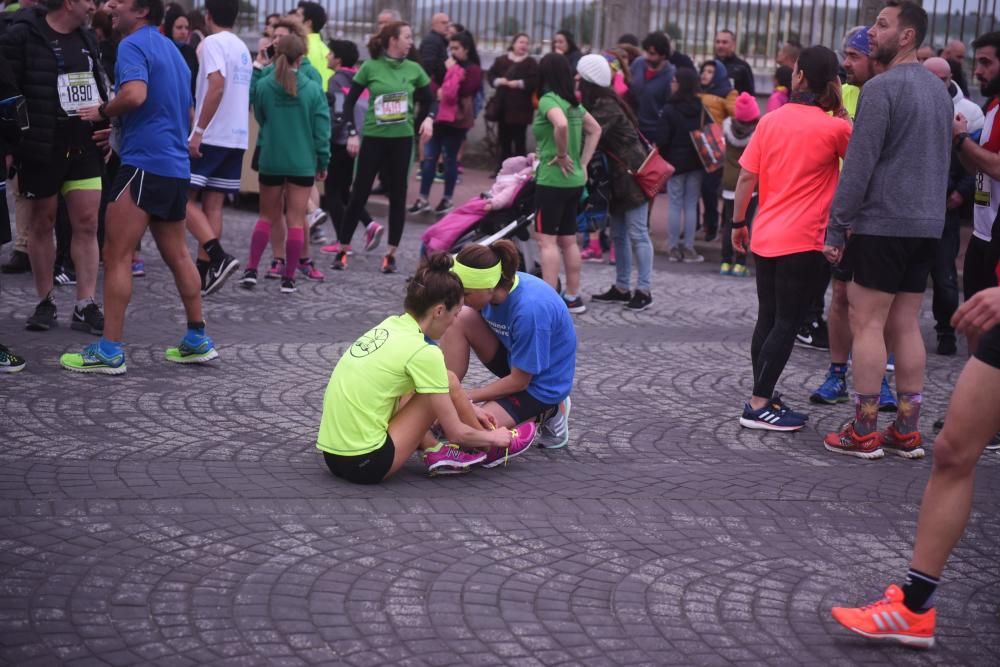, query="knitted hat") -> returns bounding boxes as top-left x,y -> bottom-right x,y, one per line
733,92 -> 760,123
577,53 -> 612,88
